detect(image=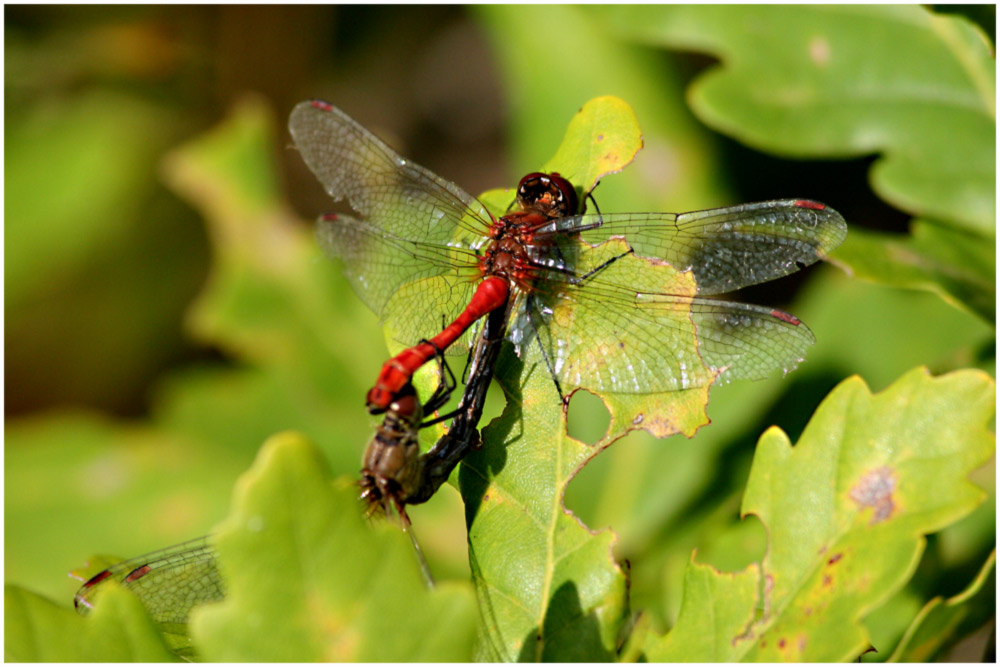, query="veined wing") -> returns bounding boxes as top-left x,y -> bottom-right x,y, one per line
546,199 -> 846,295
518,238 -> 816,395
289,100 -> 493,250
74,536 -> 221,658
319,213 -> 483,351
